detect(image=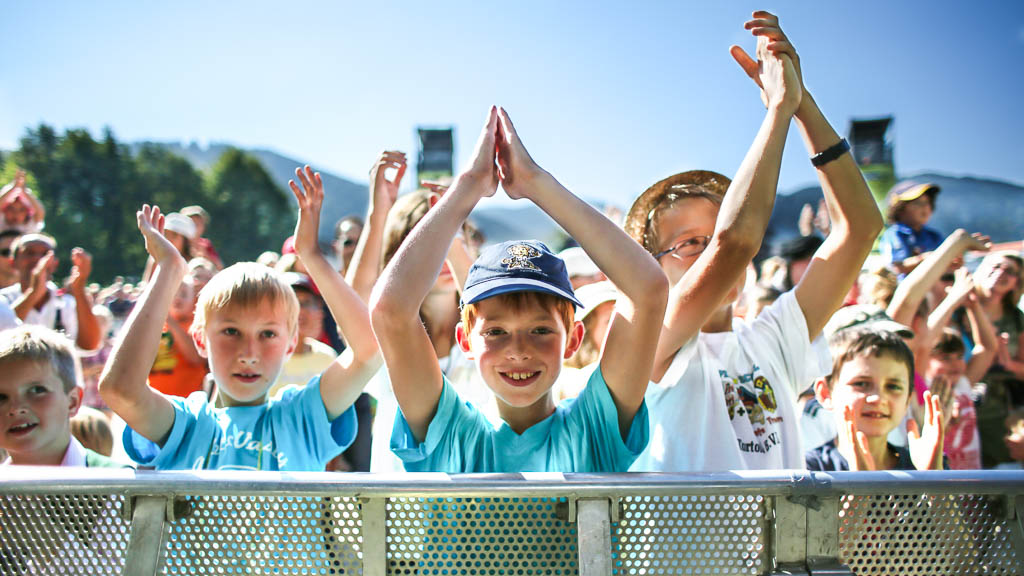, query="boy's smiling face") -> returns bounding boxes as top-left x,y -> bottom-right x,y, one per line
0,359 -> 81,465
824,352 -> 911,439
458,295 -> 582,412
195,298 -> 298,407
